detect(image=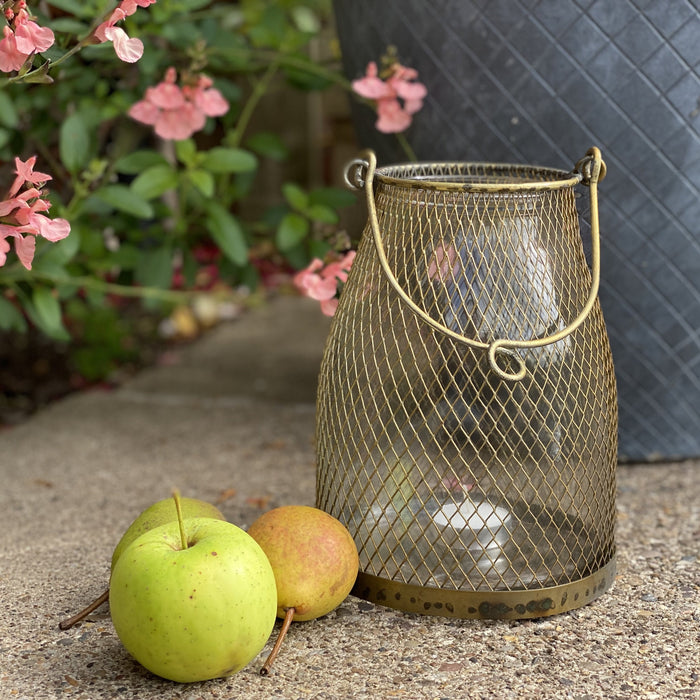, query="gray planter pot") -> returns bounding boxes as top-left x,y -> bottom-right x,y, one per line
333,0 -> 700,461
